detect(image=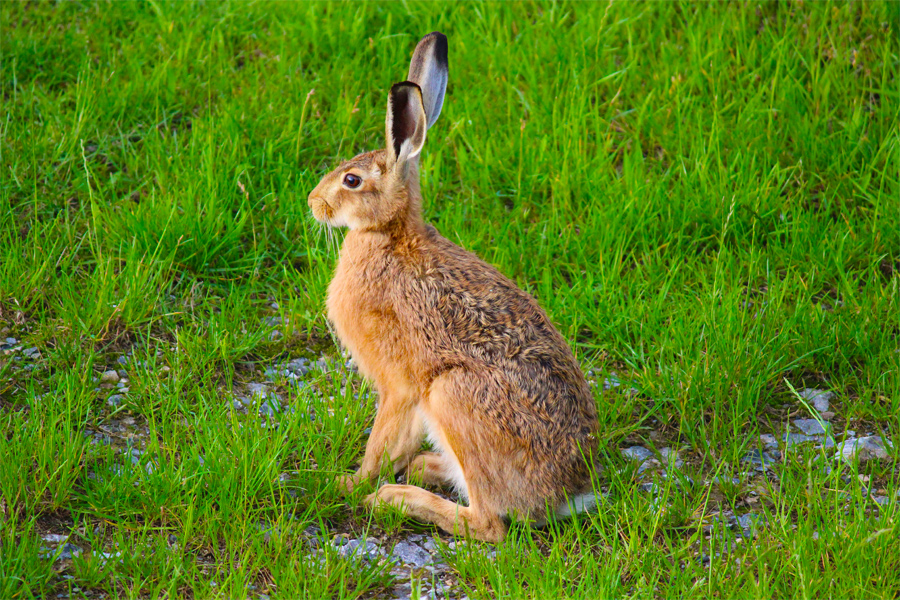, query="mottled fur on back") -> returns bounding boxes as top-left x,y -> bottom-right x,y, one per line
308,32 -> 599,542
